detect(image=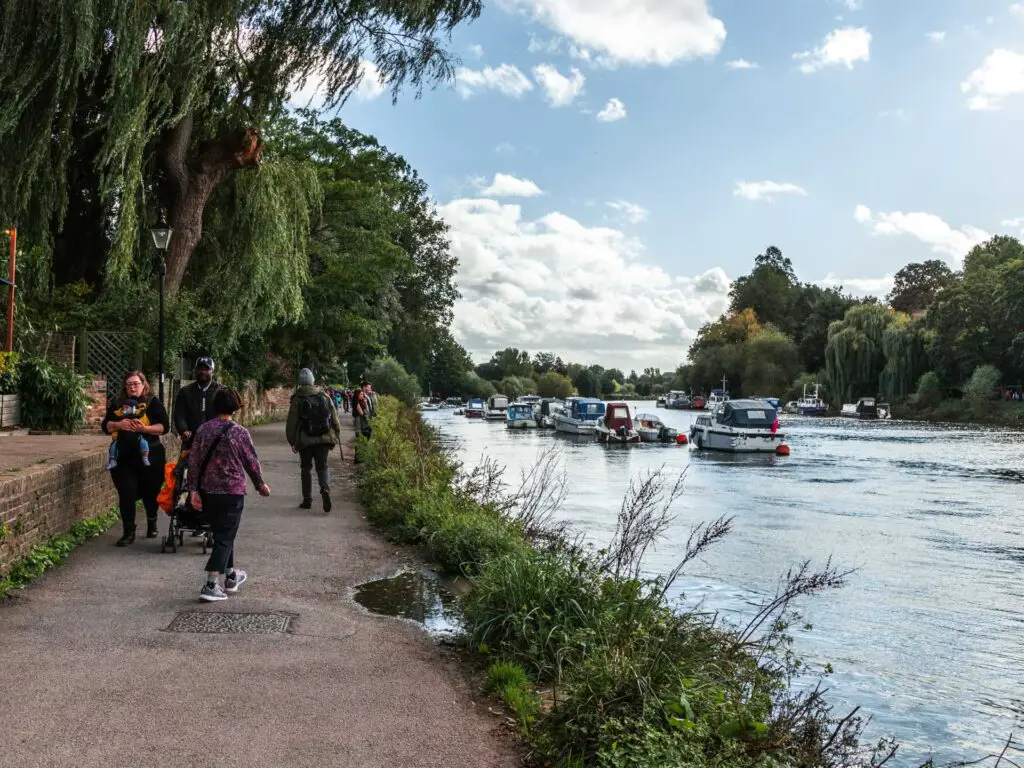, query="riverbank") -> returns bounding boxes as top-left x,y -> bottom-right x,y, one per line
357,397 -> 877,766
0,421 -> 519,768
893,398 -> 1024,426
